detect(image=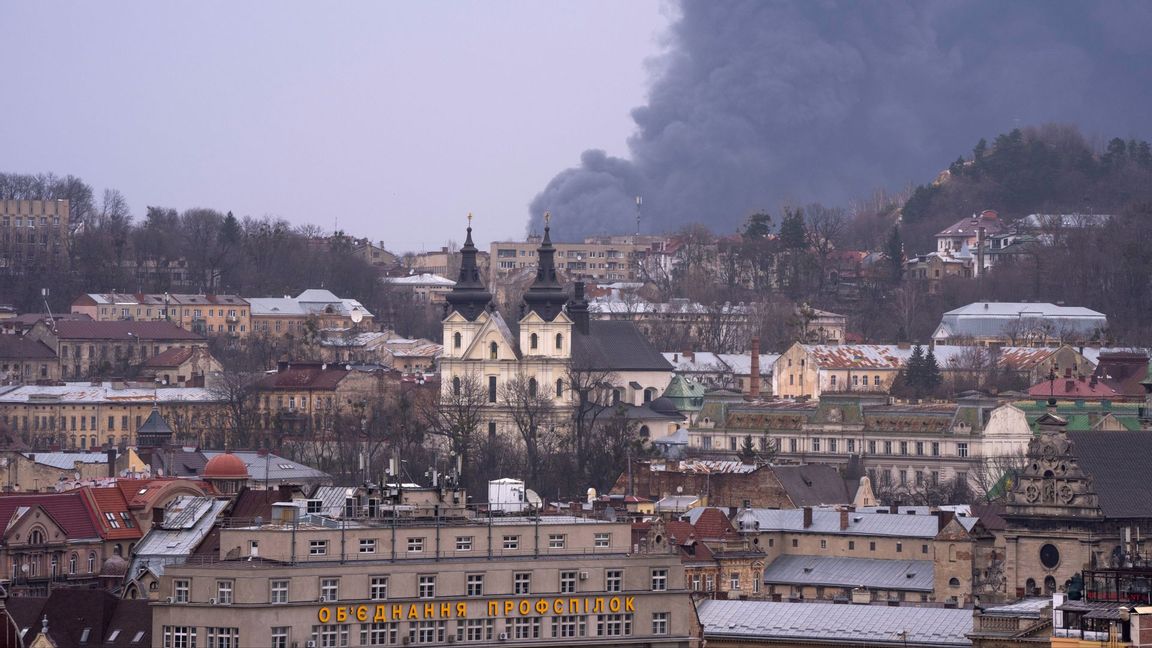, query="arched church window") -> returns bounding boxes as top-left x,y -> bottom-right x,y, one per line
489,342 -> 498,360
452,377 -> 461,396
555,333 -> 563,350
453,332 -> 462,349
528,378 -> 538,397
530,333 -> 538,350
555,379 -> 564,397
